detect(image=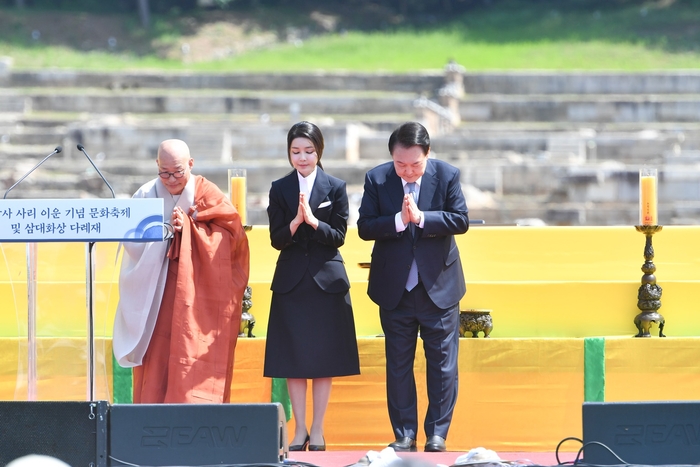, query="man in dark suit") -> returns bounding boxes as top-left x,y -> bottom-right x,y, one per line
358,122 -> 469,453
